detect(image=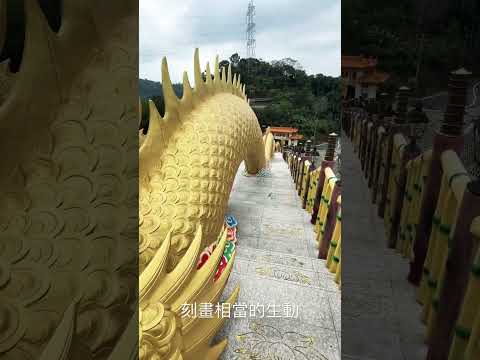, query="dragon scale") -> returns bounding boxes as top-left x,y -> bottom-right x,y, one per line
139,51 -> 267,272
